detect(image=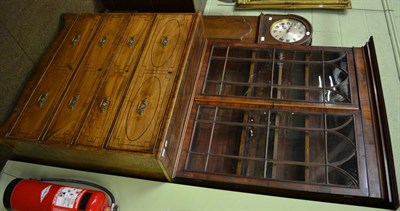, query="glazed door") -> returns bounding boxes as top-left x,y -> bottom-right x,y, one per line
6,15 -> 101,141
44,14 -> 130,144
177,42 -> 371,200
107,14 -> 194,152
76,14 -> 155,147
